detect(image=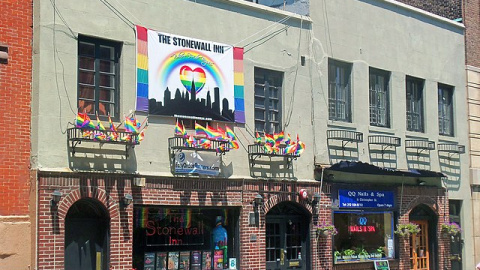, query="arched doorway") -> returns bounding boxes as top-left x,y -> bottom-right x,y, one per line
65,198 -> 110,270
409,204 -> 438,270
265,202 -> 311,270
